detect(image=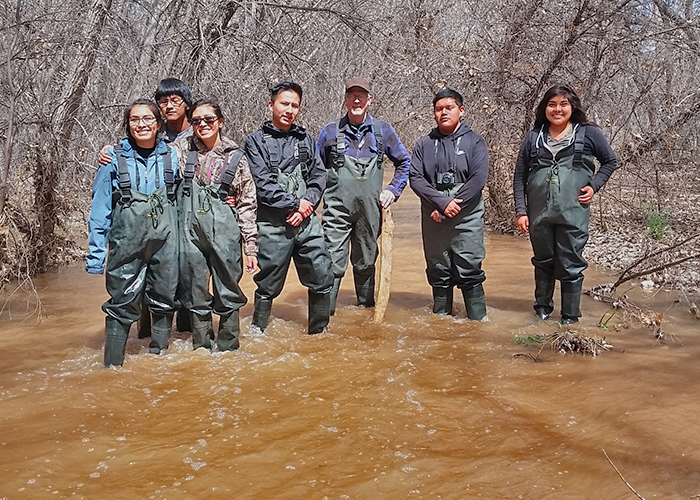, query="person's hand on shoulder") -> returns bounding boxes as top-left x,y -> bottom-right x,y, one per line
97,145 -> 112,166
